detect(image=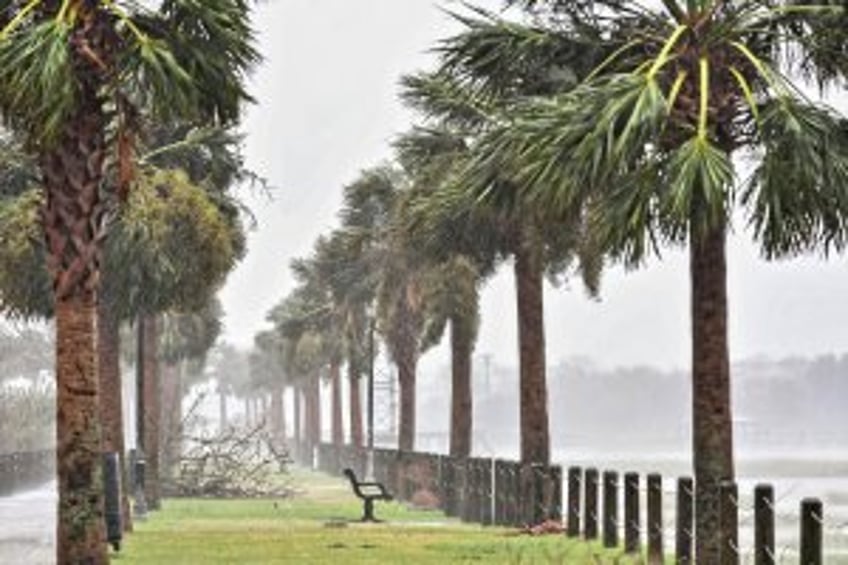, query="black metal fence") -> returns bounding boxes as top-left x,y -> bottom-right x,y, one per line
309,442 -> 834,564
0,449 -> 54,496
